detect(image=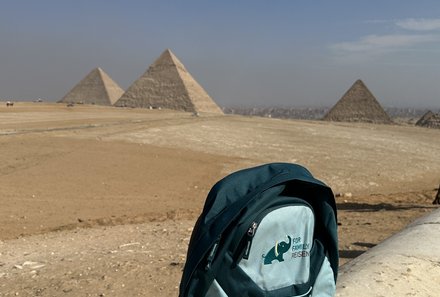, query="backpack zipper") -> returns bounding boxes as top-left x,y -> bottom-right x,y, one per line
242,222 -> 258,259
238,199 -> 314,262
205,240 -> 219,271
240,205 -> 281,261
